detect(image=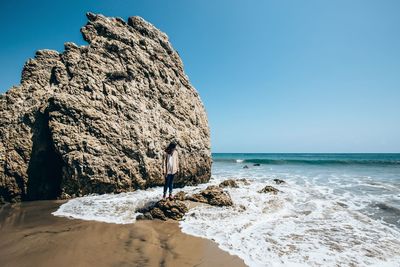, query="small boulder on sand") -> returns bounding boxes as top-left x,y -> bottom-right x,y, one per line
258,185 -> 279,194
136,199 -> 188,221
186,186 -> 233,206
